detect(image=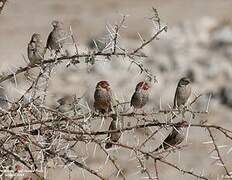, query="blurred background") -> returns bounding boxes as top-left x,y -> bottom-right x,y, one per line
0,0 -> 232,179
